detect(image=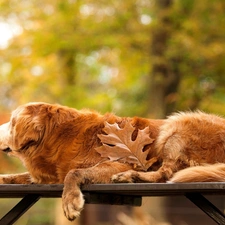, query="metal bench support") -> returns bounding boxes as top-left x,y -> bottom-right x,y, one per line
0,194 -> 40,225
186,193 -> 225,225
